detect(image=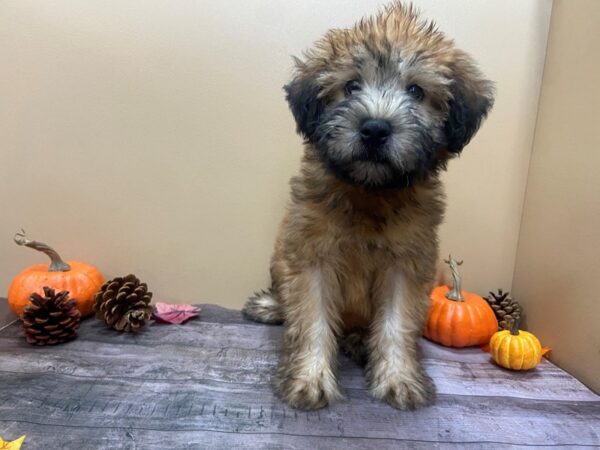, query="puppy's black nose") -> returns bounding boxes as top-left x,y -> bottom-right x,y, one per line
360,119 -> 392,147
